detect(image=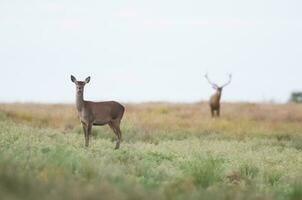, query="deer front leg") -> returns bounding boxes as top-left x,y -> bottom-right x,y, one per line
82,122 -> 89,147
211,108 -> 215,118
87,123 -> 92,147
217,108 -> 220,117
